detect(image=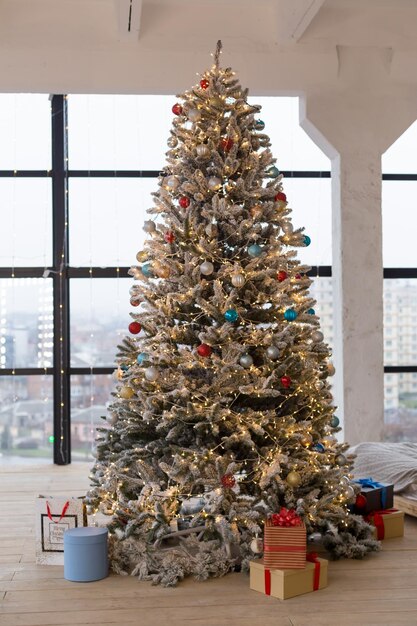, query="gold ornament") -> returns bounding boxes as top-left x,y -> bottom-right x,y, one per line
231,273 -> 245,288
136,250 -> 148,263
300,433 -> 313,447
119,386 -> 135,399
196,144 -> 210,158
286,471 -> 301,488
